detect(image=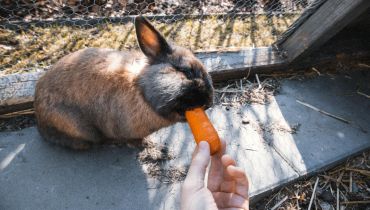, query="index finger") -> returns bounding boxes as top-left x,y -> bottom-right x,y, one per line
207,139 -> 226,191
